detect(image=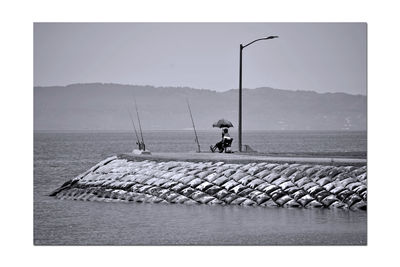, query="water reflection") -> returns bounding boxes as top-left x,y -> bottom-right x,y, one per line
35,197 -> 366,245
